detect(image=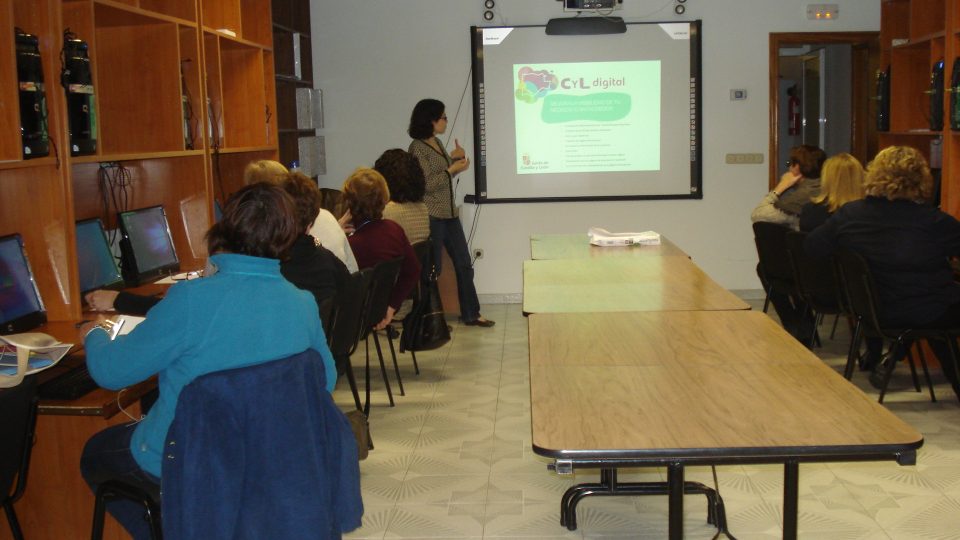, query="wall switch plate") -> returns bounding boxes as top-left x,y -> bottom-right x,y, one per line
725,153 -> 764,165
730,89 -> 747,101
